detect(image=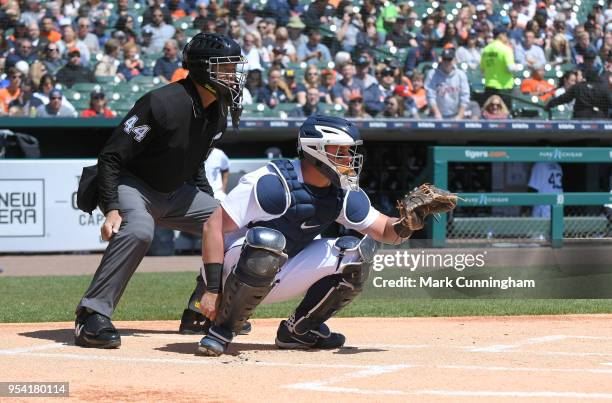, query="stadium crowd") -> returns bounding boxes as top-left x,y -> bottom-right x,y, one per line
0,0 -> 610,120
